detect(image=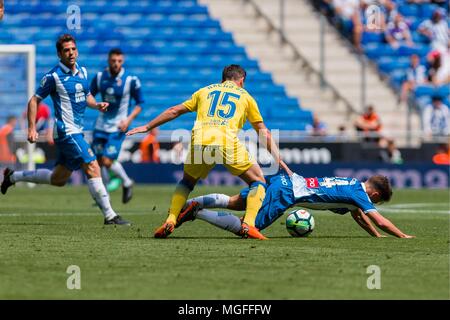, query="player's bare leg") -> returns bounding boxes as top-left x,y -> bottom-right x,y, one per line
154,172 -> 198,238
